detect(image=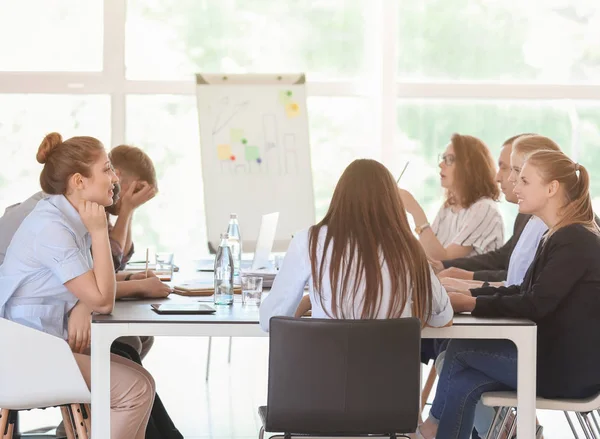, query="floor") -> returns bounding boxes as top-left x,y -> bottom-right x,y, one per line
19,336 -> 587,438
